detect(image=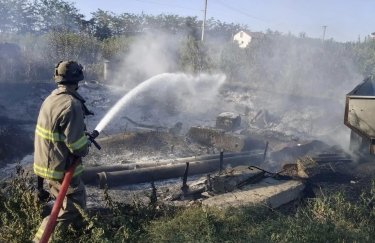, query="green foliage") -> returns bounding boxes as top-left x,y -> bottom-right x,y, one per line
0,31 -> 103,81
353,39 -> 375,76
0,166 -> 42,242
0,0 -> 83,34
0,0 -> 36,33
0,0 -> 244,41
267,192 -> 375,243
94,187 -> 177,242
32,0 -> 84,33
100,36 -> 133,61
179,36 -> 212,73
45,30 -> 100,64
92,9 -> 115,40
146,188 -> 375,243
219,42 -> 250,82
